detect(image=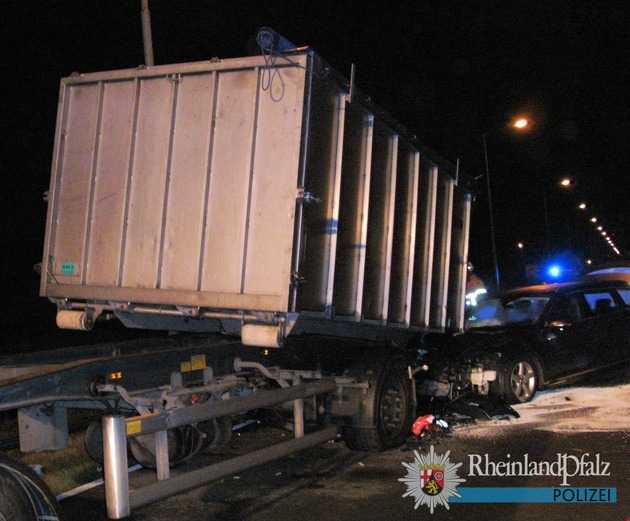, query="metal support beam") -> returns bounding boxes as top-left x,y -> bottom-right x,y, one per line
125,380 -> 336,437
103,416 -> 130,519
